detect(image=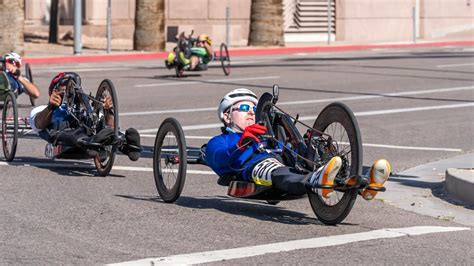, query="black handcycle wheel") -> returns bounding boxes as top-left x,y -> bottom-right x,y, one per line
25,63 -> 35,106
220,43 -> 231,76
307,102 -> 362,225
175,64 -> 184,78
93,79 -> 119,176
153,117 -> 187,203
2,91 -> 19,161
